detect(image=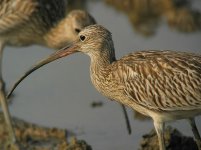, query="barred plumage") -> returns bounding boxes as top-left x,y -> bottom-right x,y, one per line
109,50 -> 201,112
0,0 -> 96,144
7,25 -> 201,149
